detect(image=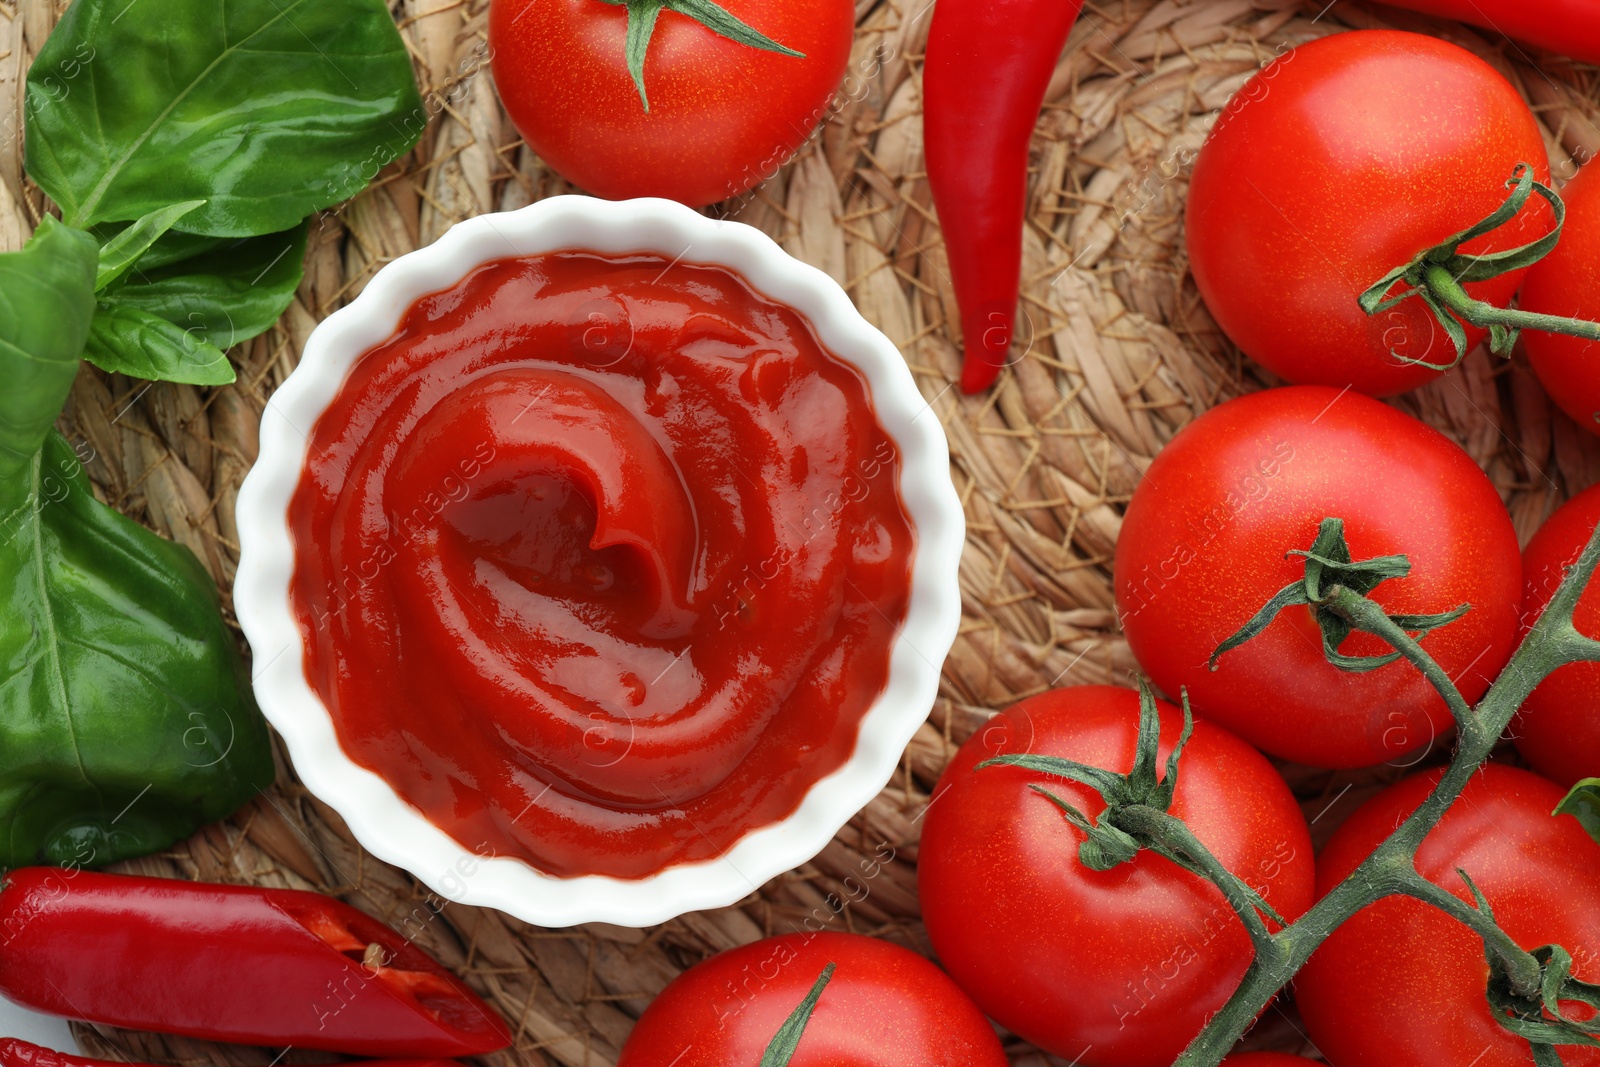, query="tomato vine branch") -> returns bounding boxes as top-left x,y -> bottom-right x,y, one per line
1164,514 -> 1600,1066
